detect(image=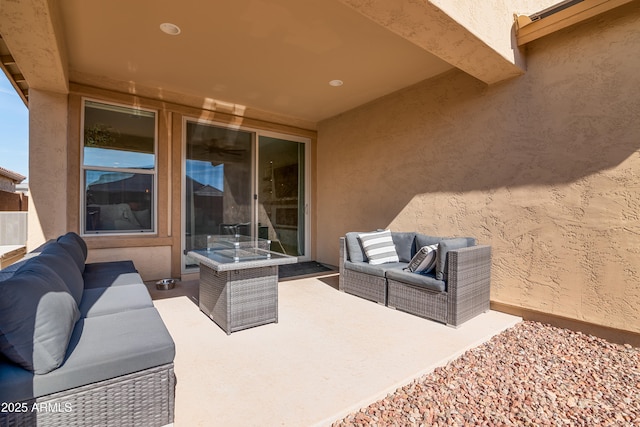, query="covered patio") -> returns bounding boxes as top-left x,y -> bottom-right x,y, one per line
1,0 -> 640,424
146,272 -> 520,426
1,0 -> 638,340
